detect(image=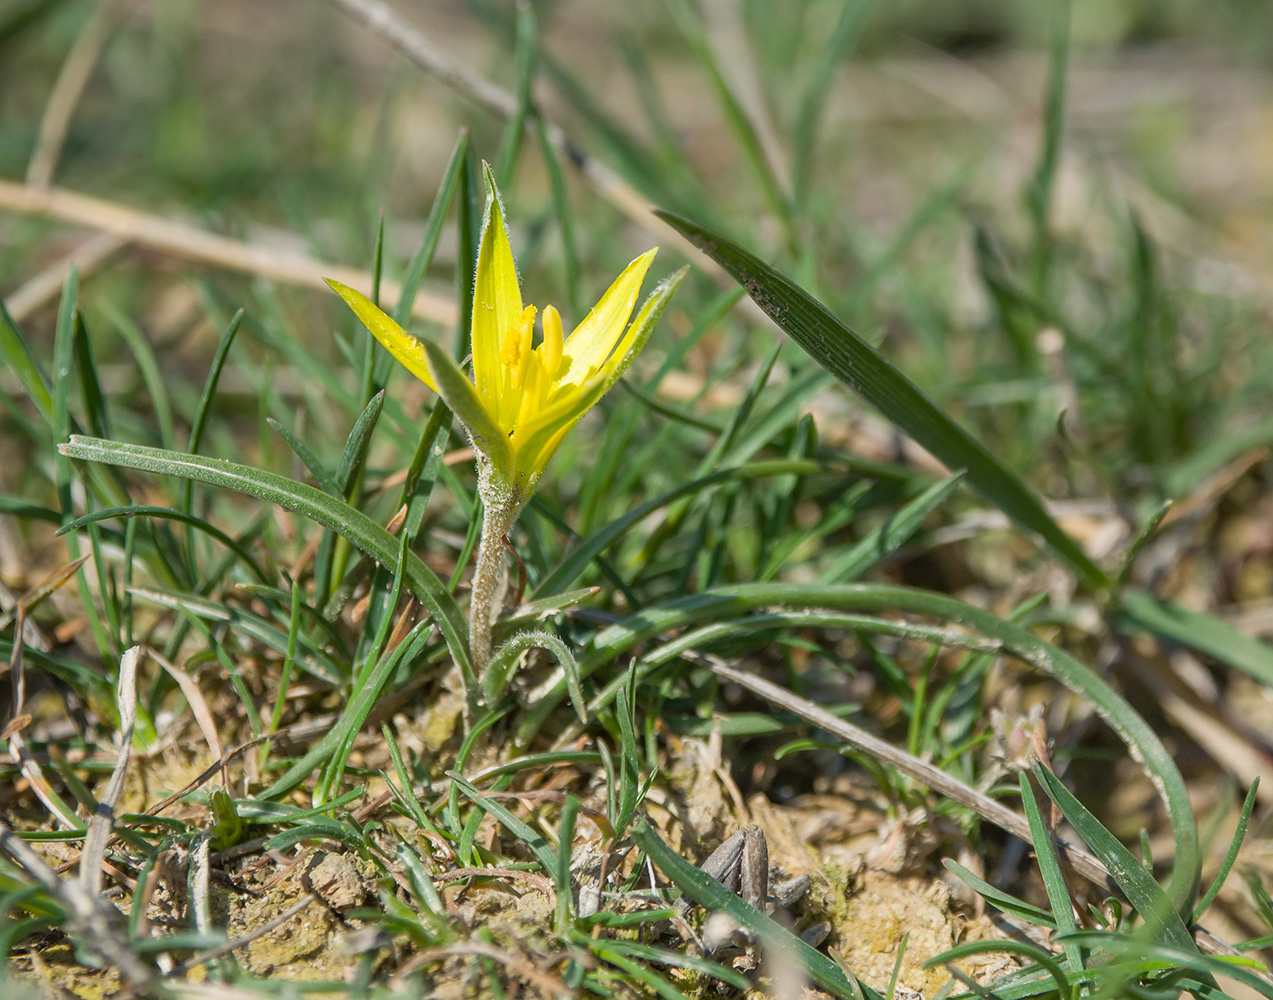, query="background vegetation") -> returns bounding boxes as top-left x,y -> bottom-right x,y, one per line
3,0 -> 1273,997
